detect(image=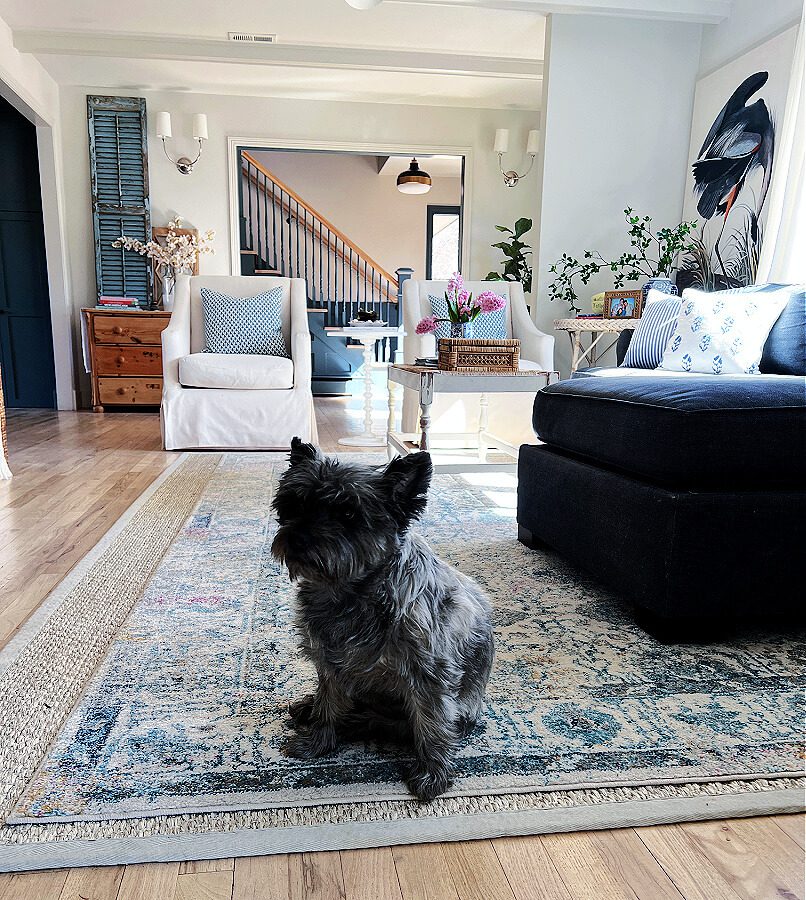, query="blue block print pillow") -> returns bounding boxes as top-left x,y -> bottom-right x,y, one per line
201,287 -> 289,358
659,287 -> 789,374
428,294 -> 507,340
